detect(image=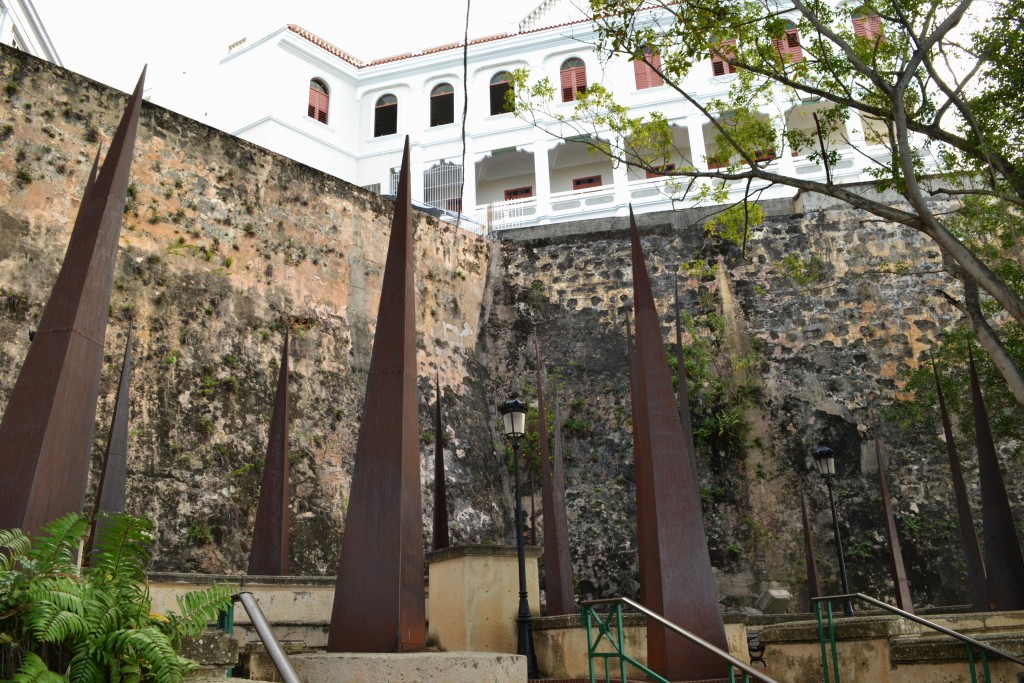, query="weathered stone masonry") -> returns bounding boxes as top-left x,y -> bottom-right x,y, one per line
3,46 -> 1023,608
